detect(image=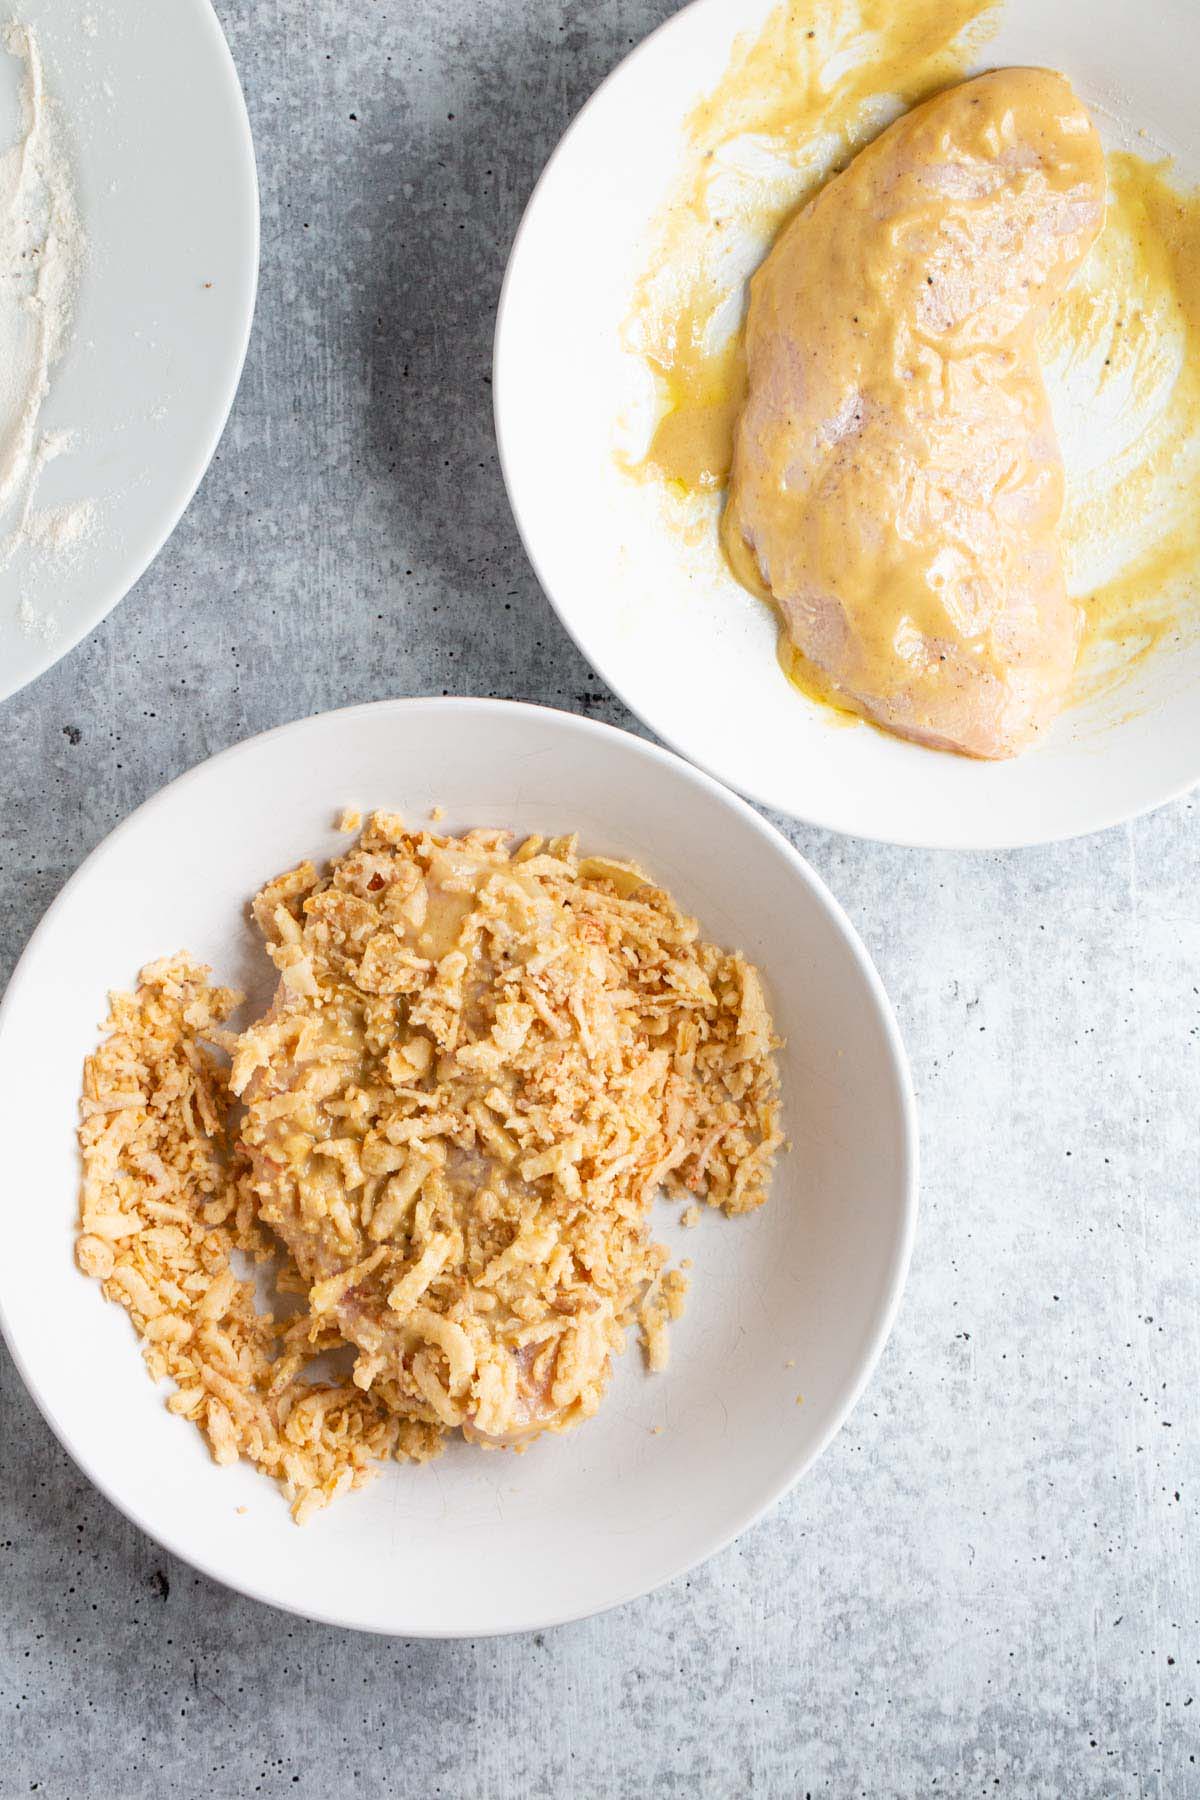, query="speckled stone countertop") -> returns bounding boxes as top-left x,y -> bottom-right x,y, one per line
1,3 -> 1197,1795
